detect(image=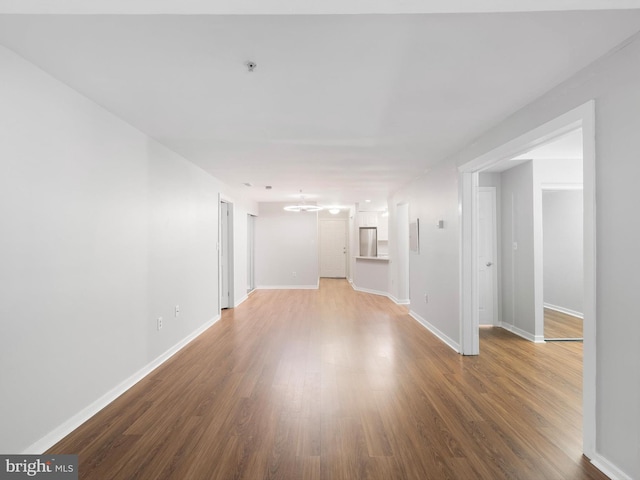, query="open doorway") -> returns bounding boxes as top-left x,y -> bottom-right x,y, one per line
477,129 -> 584,341
247,213 -> 256,294
219,199 -> 234,310
459,101 -> 597,459
542,186 -> 584,341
